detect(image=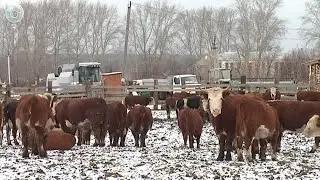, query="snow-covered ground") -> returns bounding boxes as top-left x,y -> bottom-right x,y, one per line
0,110 -> 320,179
